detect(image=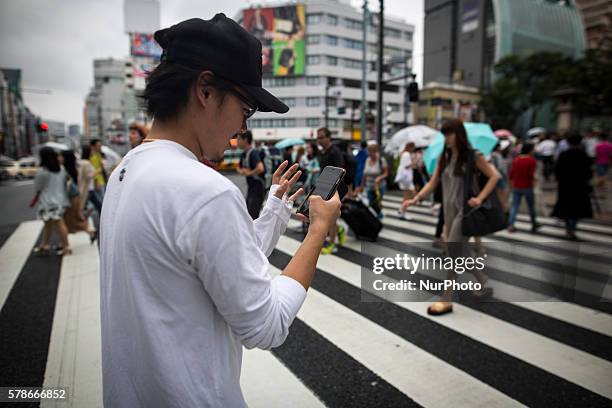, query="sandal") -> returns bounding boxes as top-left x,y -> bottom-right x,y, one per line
56,247 -> 73,256
33,245 -> 50,255
427,302 -> 453,316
